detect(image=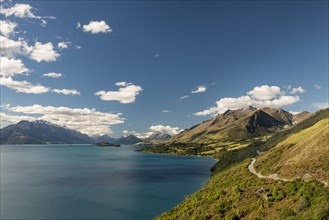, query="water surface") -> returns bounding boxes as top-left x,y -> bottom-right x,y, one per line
0,144 -> 215,220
